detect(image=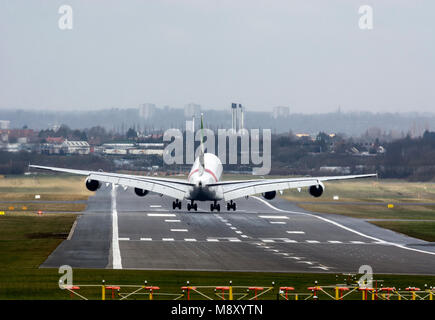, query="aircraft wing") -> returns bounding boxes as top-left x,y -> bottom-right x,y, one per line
207,174 -> 377,201
29,165 -> 193,200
